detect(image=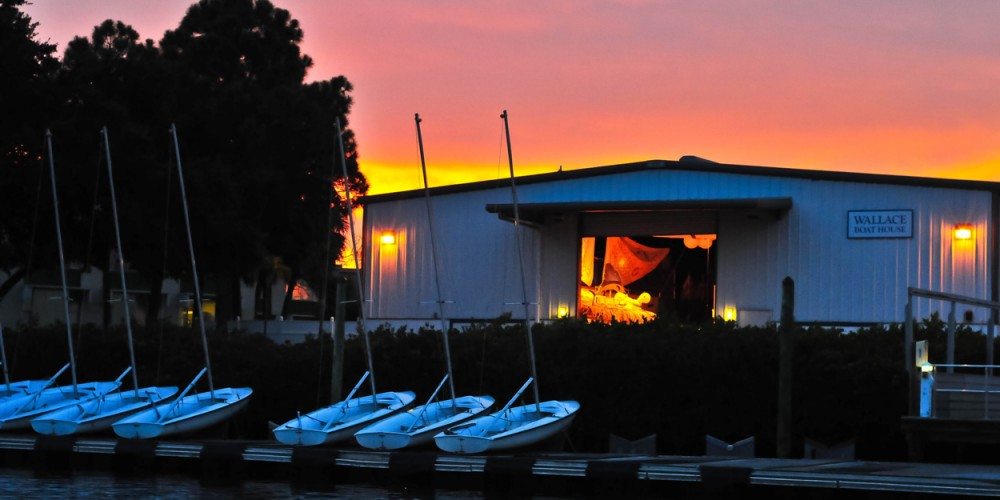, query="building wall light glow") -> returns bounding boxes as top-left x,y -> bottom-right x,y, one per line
380,231 -> 397,245
953,224 -> 973,241
557,306 -> 569,318
723,306 -> 737,322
